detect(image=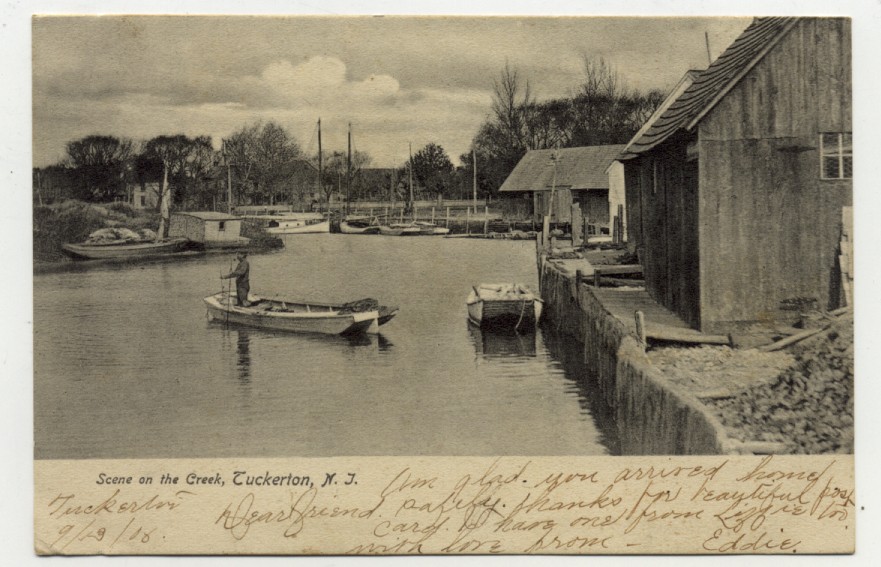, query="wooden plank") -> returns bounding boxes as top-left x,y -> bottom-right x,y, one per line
757,323 -> 831,352
644,325 -> 731,345
593,264 -> 643,276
